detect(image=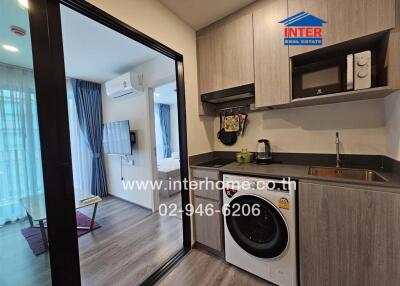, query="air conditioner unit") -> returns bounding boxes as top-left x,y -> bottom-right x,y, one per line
105,72 -> 144,98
